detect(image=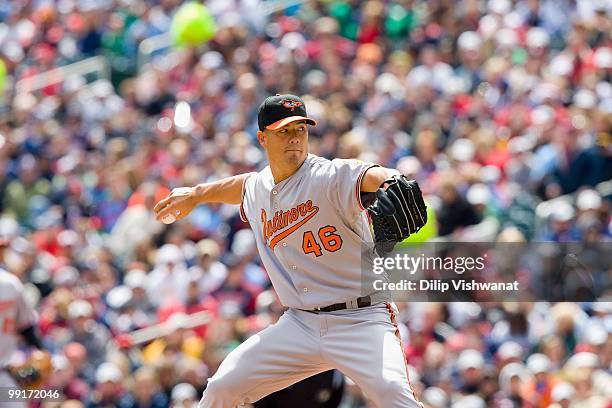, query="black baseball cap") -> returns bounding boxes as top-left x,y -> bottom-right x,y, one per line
257,94 -> 317,131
